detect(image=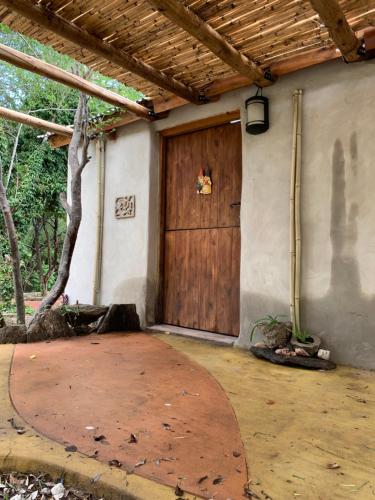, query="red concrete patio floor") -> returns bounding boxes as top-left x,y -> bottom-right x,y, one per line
10,333 -> 248,499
